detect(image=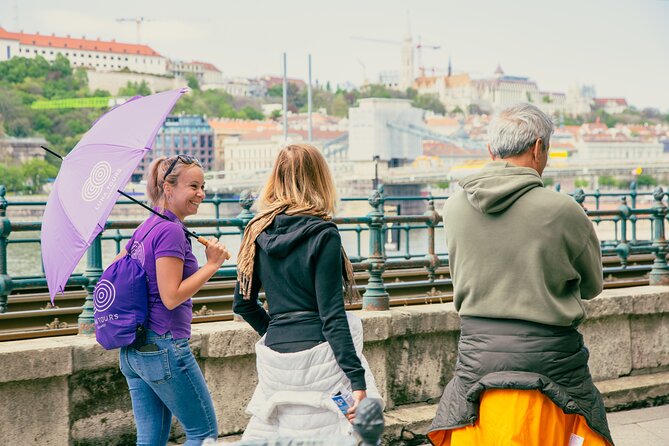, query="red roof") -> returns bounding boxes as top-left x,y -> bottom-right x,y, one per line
0,27 -> 162,57
238,128 -> 345,142
594,98 -> 628,106
260,76 -> 307,89
191,61 -> 221,72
